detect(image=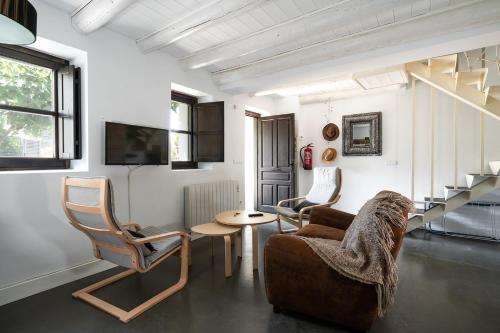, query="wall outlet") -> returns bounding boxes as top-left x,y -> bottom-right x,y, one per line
386,160 -> 398,166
